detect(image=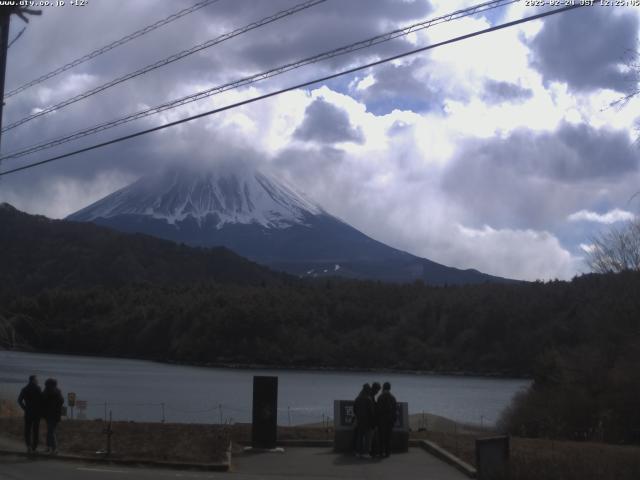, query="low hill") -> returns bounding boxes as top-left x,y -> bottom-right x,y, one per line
0,203 -> 288,294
